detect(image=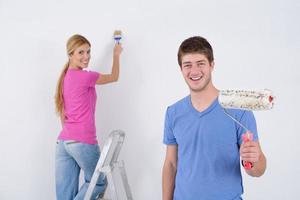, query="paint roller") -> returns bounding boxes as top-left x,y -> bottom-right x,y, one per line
219,89 -> 275,169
